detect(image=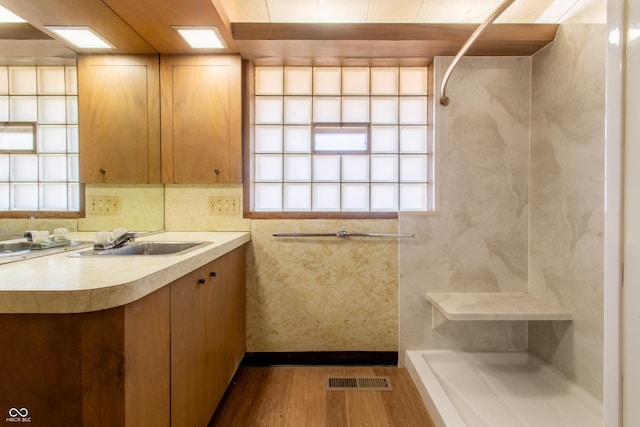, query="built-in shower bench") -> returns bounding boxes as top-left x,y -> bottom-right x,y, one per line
427,292 -> 572,328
